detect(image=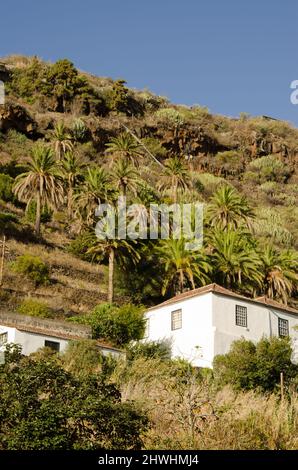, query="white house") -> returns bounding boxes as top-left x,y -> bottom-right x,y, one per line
144,283 -> 298,368
0,311 -> 123,359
